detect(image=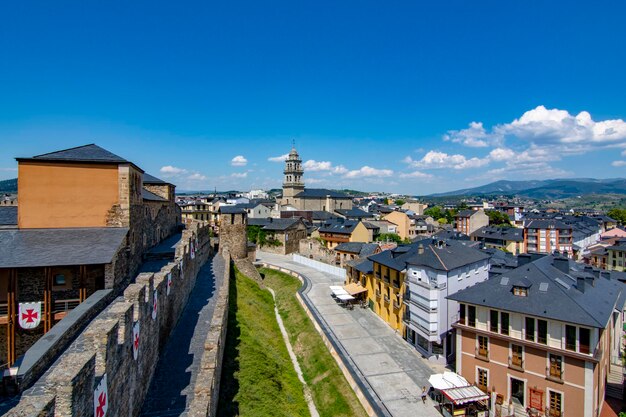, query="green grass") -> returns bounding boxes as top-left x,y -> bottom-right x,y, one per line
218,267 -> 310,417
259,268 -> 368,417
